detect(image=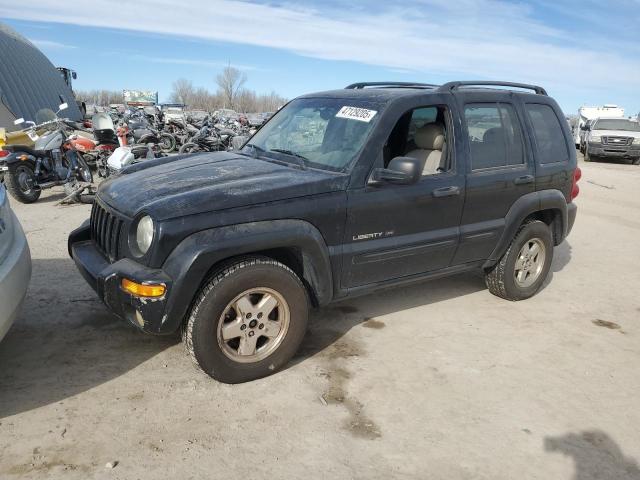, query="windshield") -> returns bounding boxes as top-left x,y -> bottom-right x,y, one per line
243,98 -> 380,171
594,119 -> 640,132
